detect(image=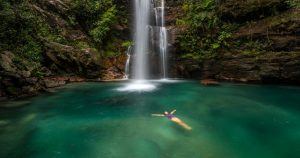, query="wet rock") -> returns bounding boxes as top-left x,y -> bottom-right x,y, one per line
68,76 -> 85,82
20,71 -> 31,78
218,52 -> 300,83
0,51 -> 17,72
25,78 -> 39,84
44,41 -> 102,78
101,67 -> 124,80
175,59 -> 203,79
44,79 -> 66,88
100,55 -> 127,80
177,51 -> 300,84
